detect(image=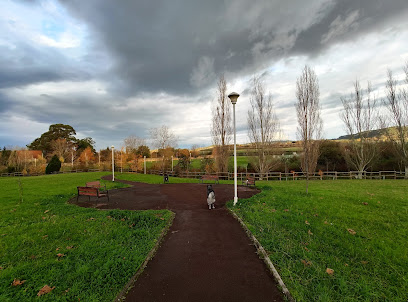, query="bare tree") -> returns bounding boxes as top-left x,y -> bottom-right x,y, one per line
149,125 -> 178,150
341,80 -> 378,178
50,138 -> 70,162
124,135 -> 145,153
247,76 -> 279,175
384,64 -> 408,177
211,75 -> 232,173
150,125 -> 177,175
296,65 -> 323,193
